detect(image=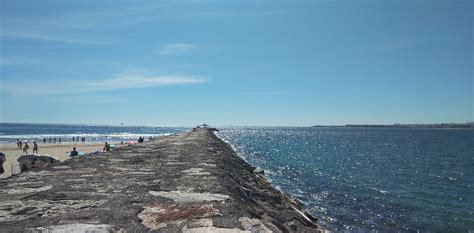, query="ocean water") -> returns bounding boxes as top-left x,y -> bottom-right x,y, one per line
217,127 -> 474,232
0,123 -> 187,144
1,124 -> 472,232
